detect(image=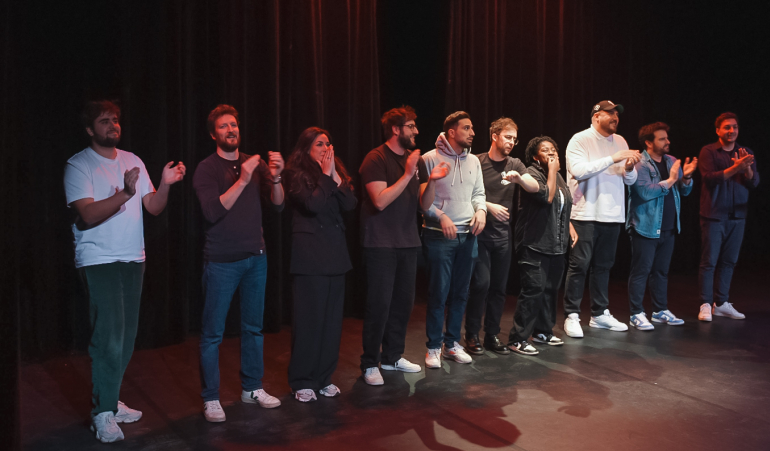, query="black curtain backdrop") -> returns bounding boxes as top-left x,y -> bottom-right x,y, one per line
442,0 -> 769,290
2,2 -> 769,441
